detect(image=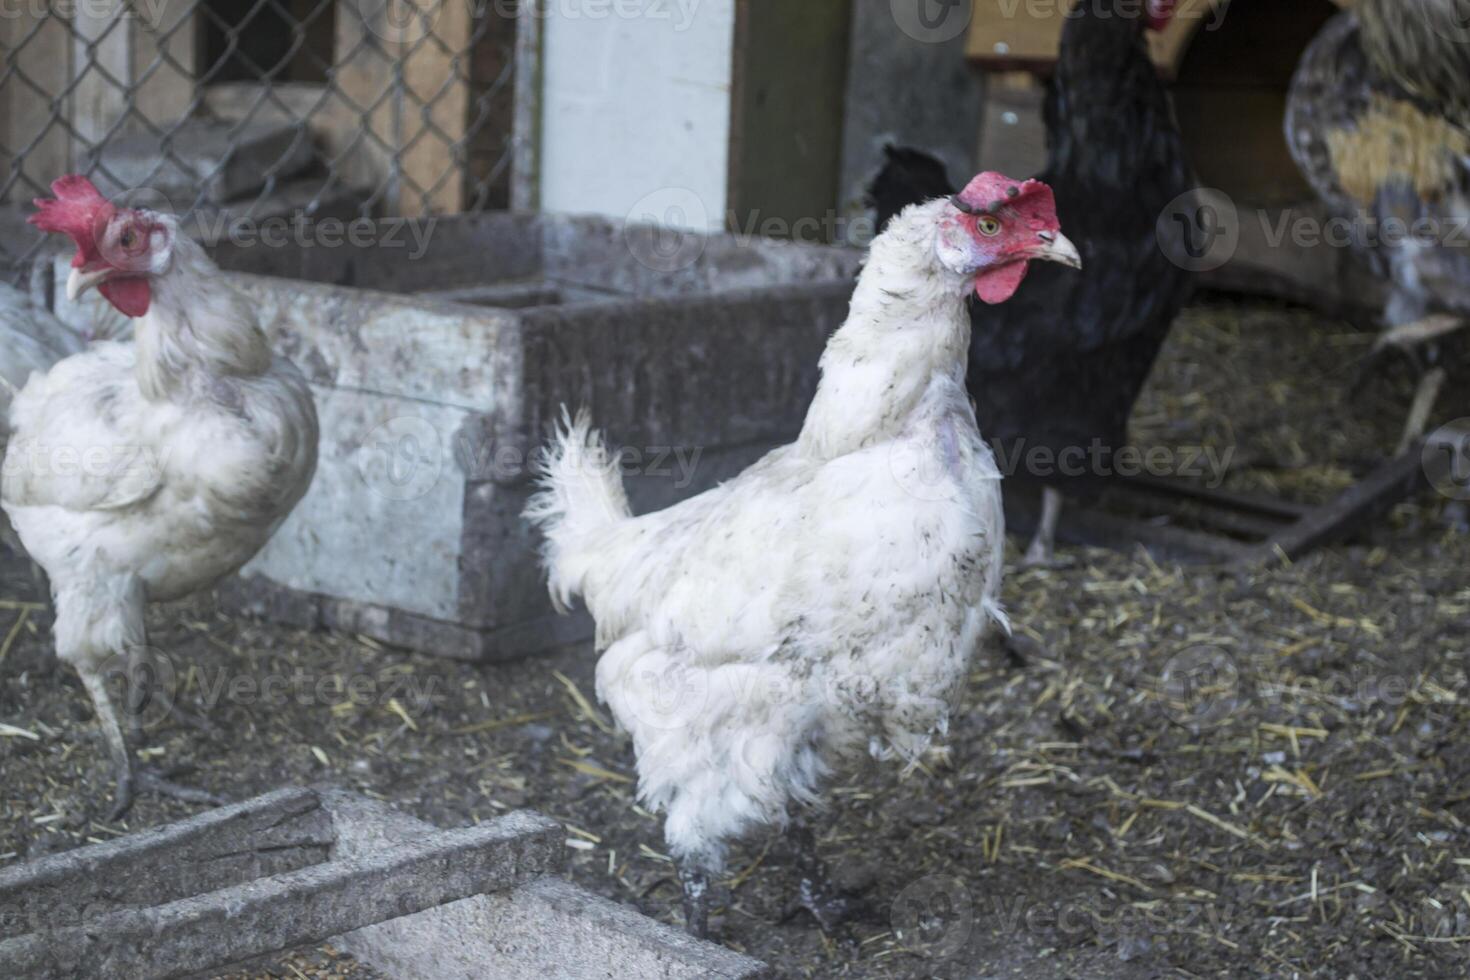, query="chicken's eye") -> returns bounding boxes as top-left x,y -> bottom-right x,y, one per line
120,230 -> 136,248
977,216 -> 1002,237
